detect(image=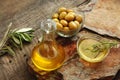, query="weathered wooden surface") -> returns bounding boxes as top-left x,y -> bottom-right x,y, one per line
0,0 -> 85,80
0,0 -> 120,80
